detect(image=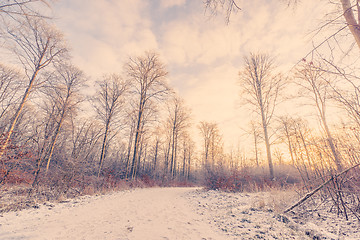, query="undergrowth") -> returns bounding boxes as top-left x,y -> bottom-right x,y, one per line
0,172 -> 196,213
204,165 -> 301,192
